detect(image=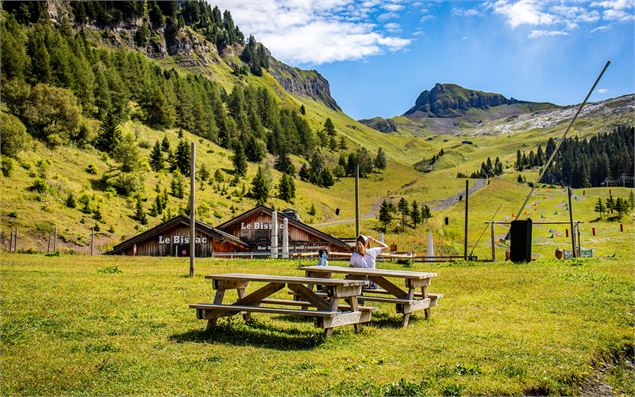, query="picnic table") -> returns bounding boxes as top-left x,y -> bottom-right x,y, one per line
300,266 -> 442,327
189,273 -> 375,337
